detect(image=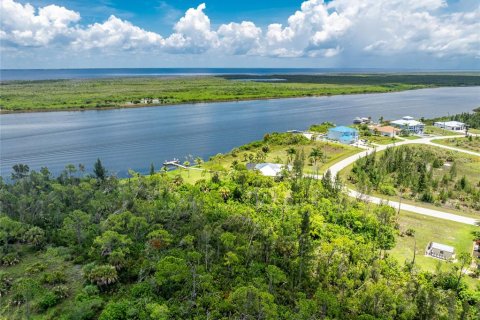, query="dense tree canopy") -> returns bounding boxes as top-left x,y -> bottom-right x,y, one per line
0,154 -> 479,319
